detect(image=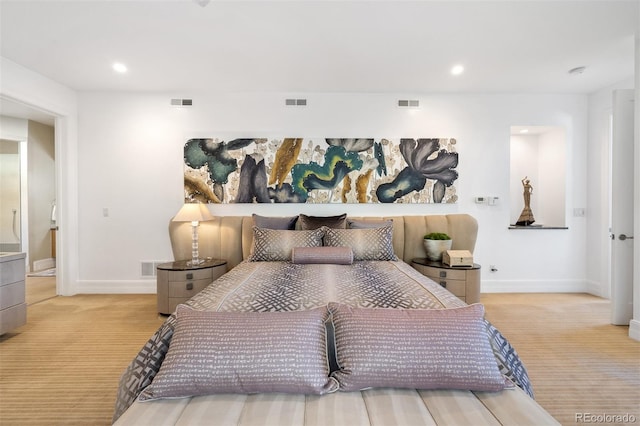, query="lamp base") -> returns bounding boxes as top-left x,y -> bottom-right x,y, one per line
187,258 -> 206,267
